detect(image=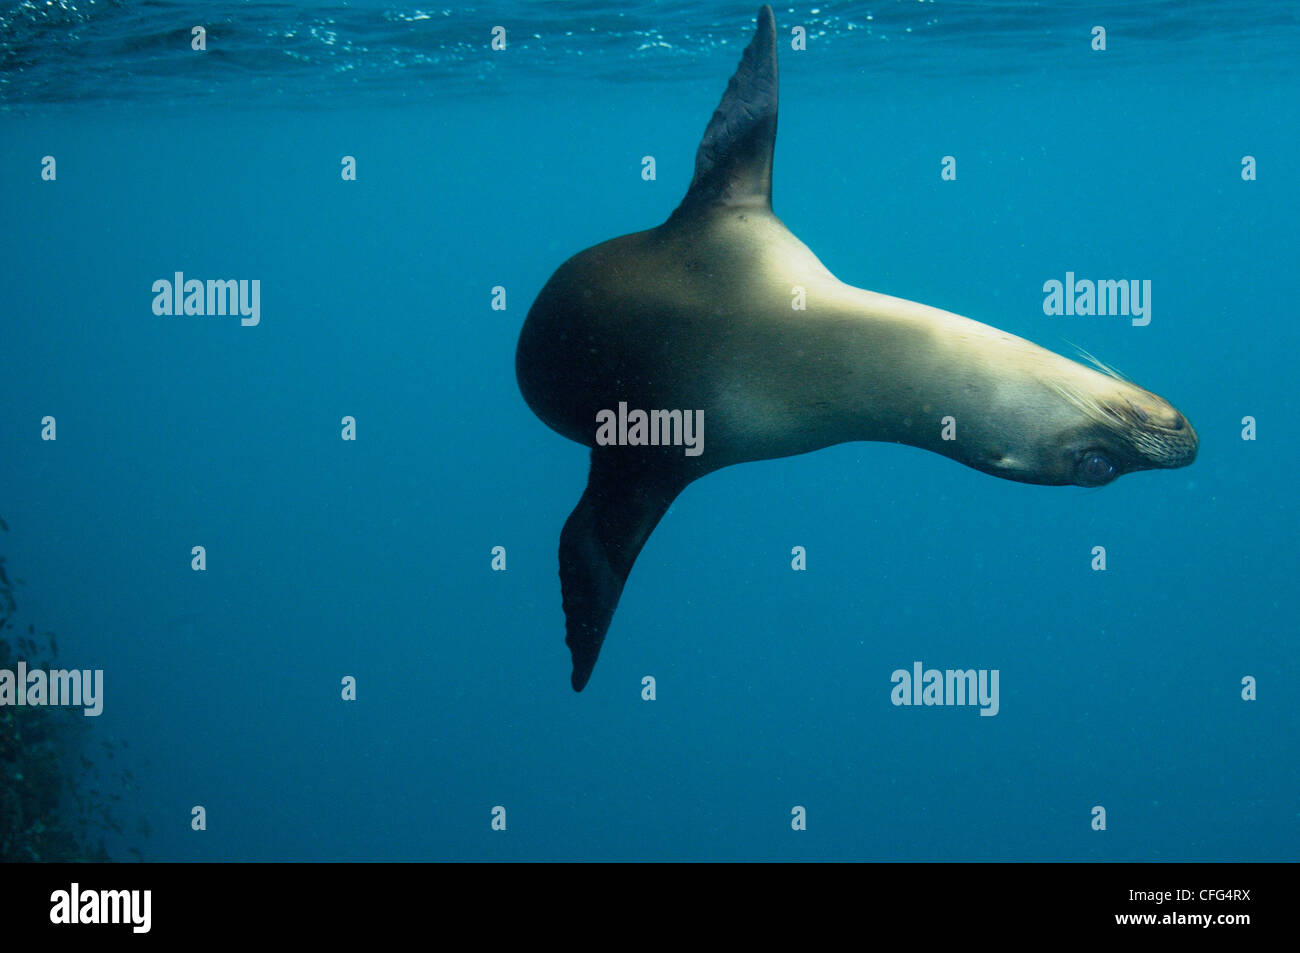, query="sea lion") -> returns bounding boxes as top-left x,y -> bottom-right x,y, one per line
516,5 -> 1197,691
